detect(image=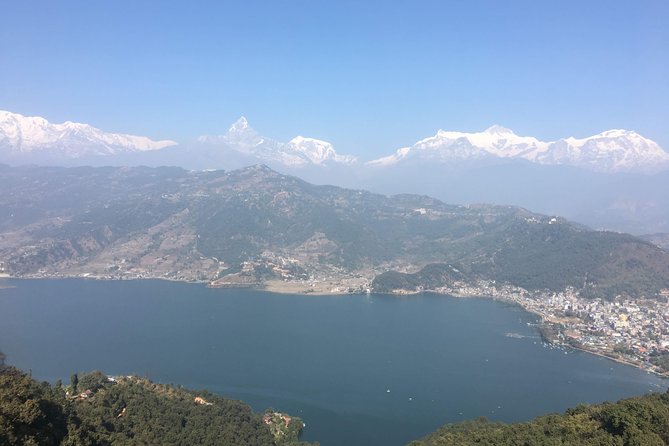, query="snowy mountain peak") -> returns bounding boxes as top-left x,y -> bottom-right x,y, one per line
228,116 -> 249,132
538,129 -> 669,172
369,125 -> 668,173
197,119 -> 357,167
197,116 -> 257,147
0,110 -> 177,158
194,116 -> 273,153
284,136 -> 357,166
3,109 -> 666,174
484,125 -> 514,135
598,129 -> 636,138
